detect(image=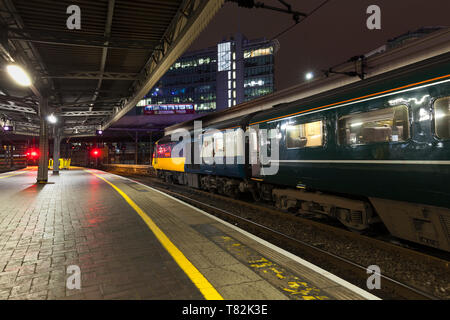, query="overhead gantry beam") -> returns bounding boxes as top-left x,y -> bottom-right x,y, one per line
42,72 -> 139,81
60,111 -> 113,117
6,27 -> 157,50
102,0 -> 225,130
0,103 -> 113,117
0,102 -> 36,114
